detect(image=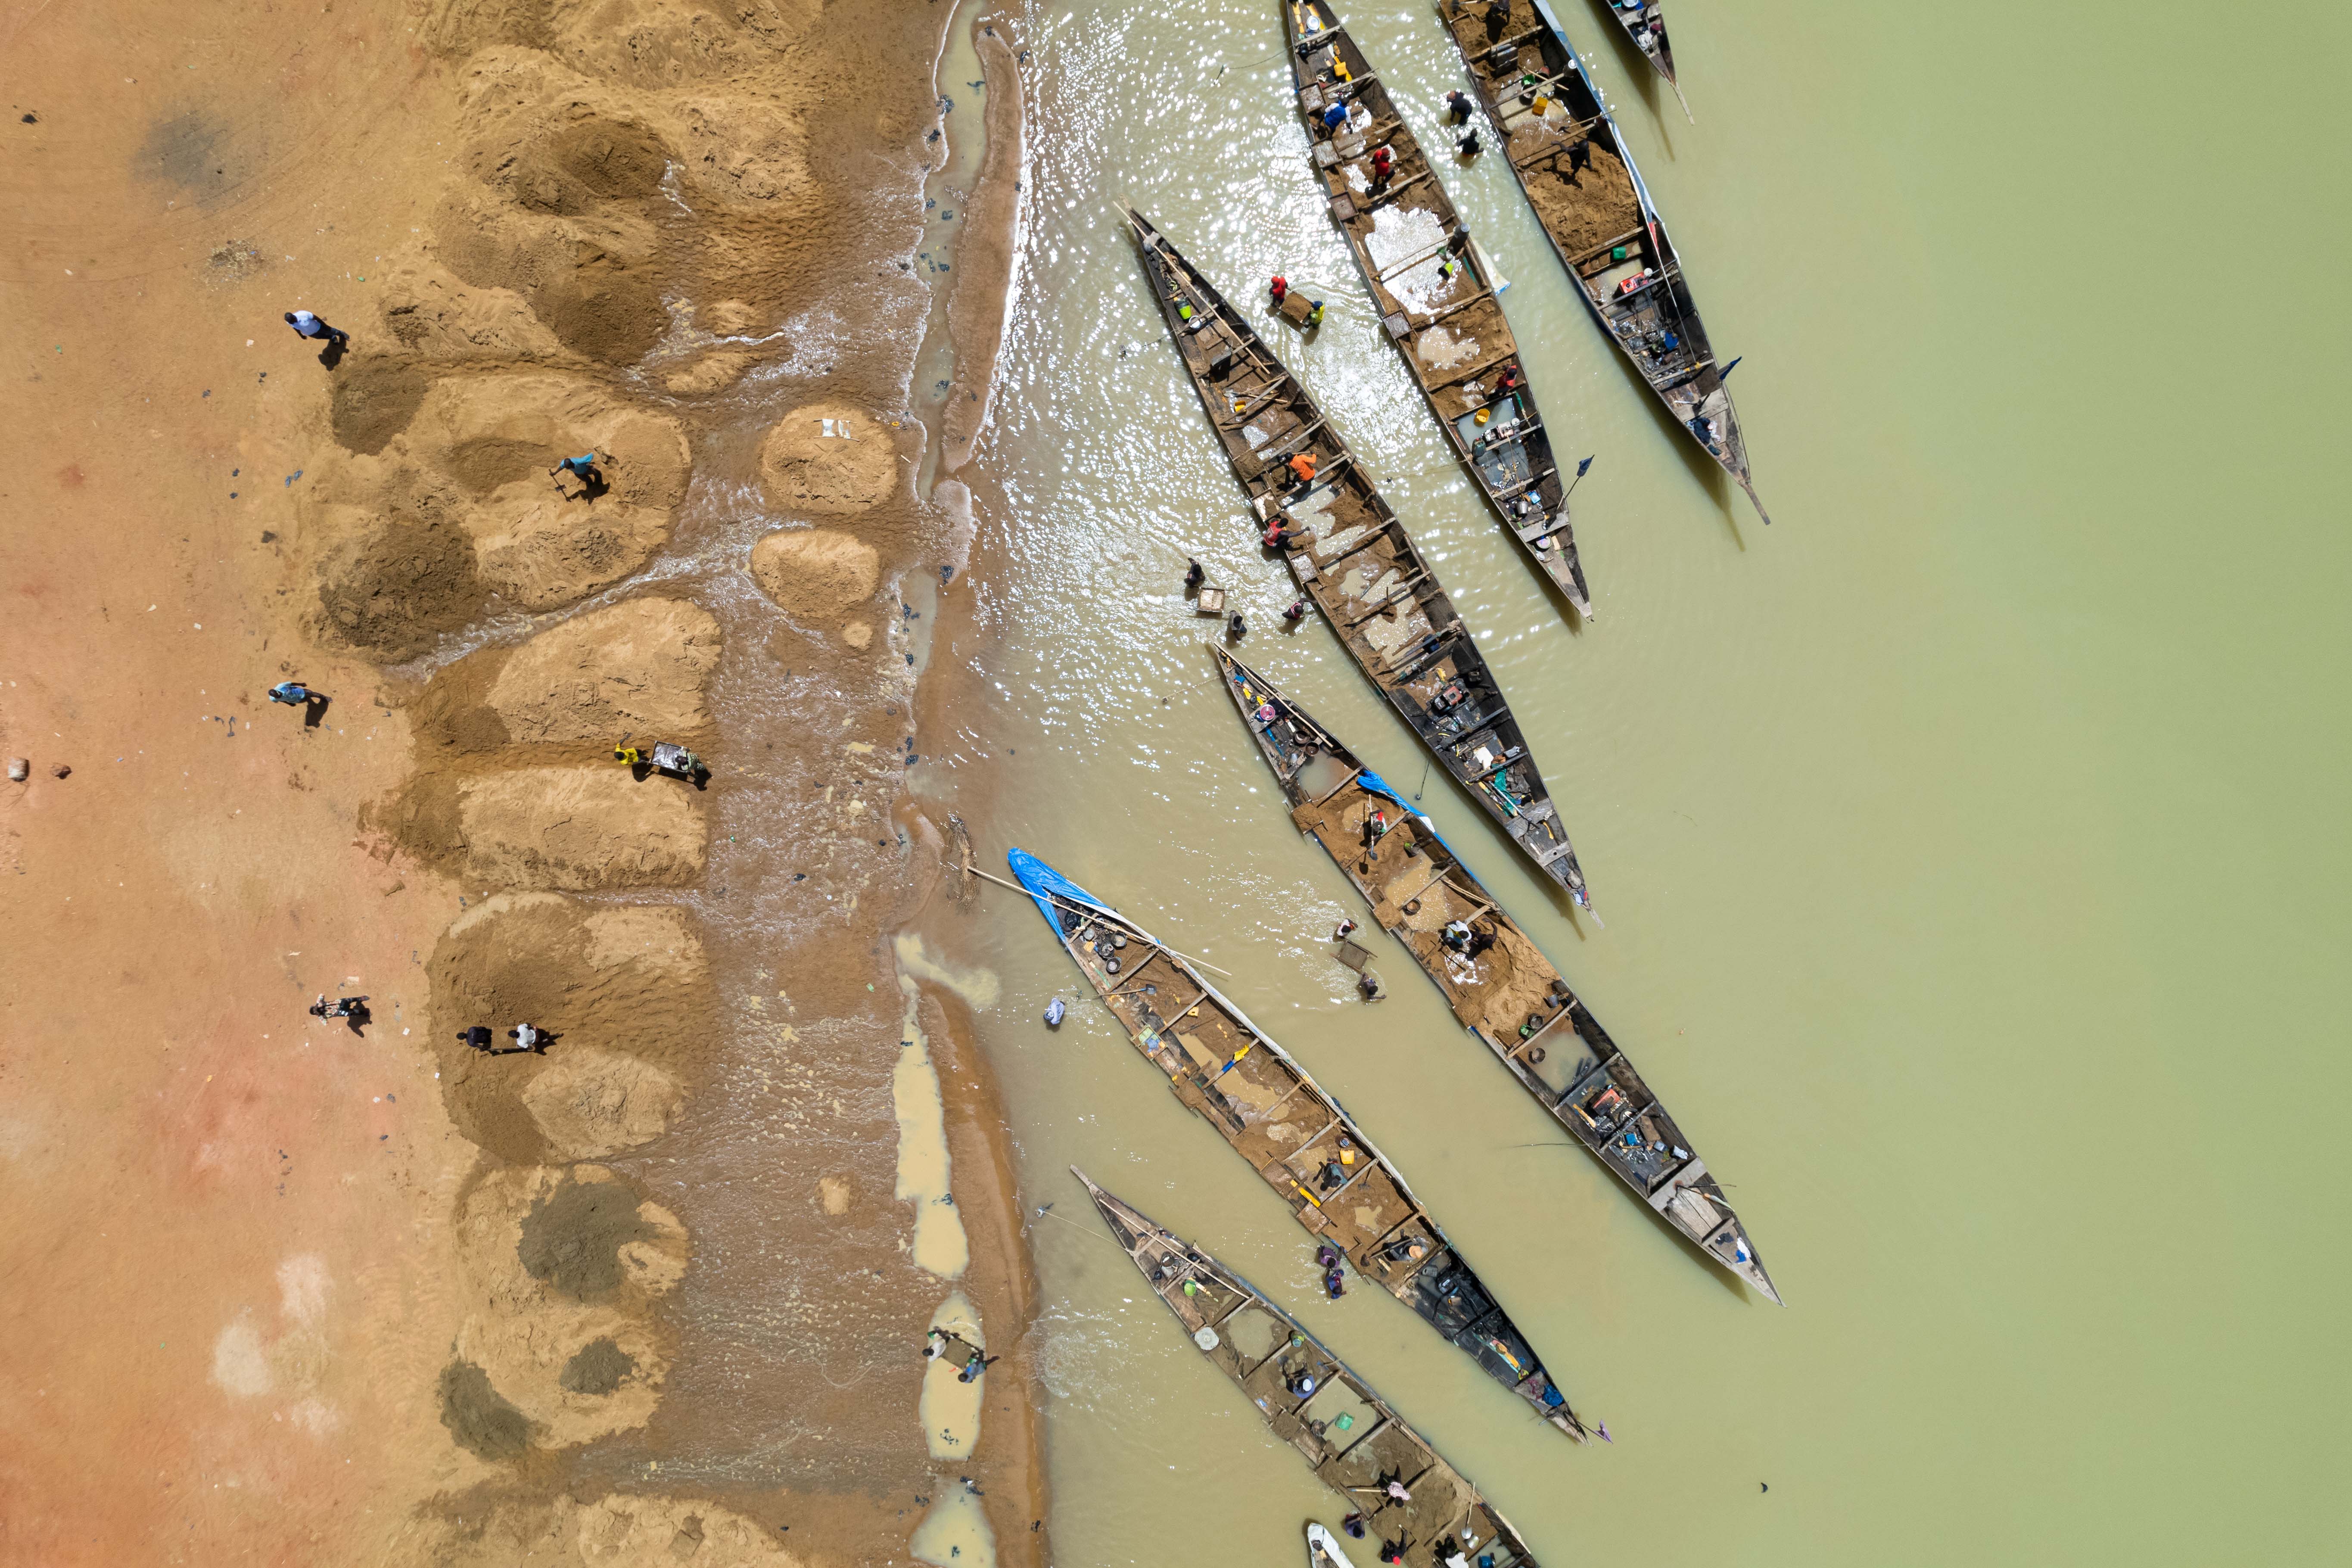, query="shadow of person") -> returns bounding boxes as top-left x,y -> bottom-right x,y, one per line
317,336 -> 348,370
342,1001 -> 371,1037
629,761 -> 653,782
302,691 -> 332,729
